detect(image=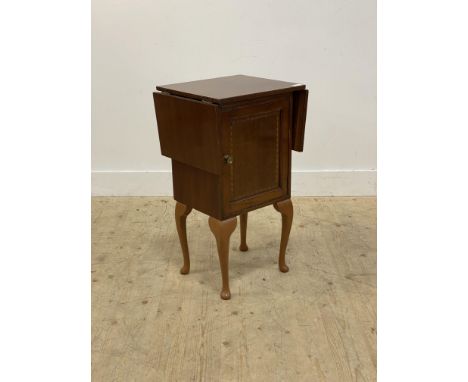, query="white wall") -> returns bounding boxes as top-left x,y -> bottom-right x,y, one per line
92,0 -> 376,196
